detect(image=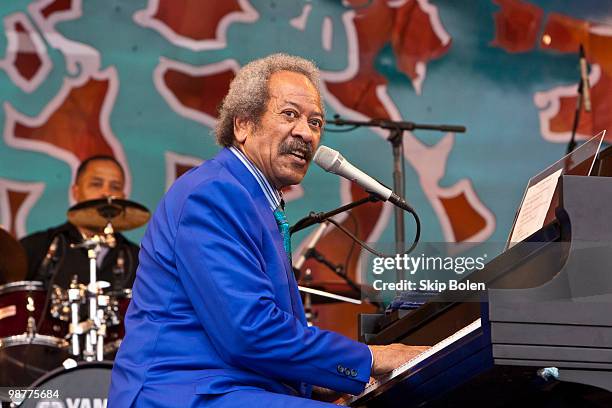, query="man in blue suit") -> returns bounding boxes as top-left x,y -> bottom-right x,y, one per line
108,54 -> 426,407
